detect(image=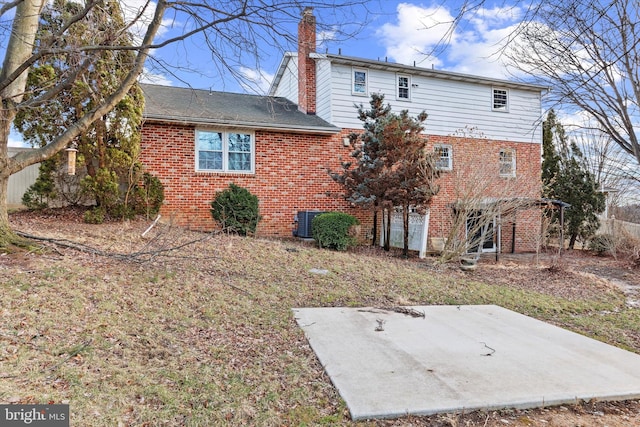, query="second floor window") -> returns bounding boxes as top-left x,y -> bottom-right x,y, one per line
397,75 -> 410,100
499,148 -> 516,177
196,130 -> 254,173
434,144 -> 452,171
353,69 -> 367,95
493,88 -> 508,111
